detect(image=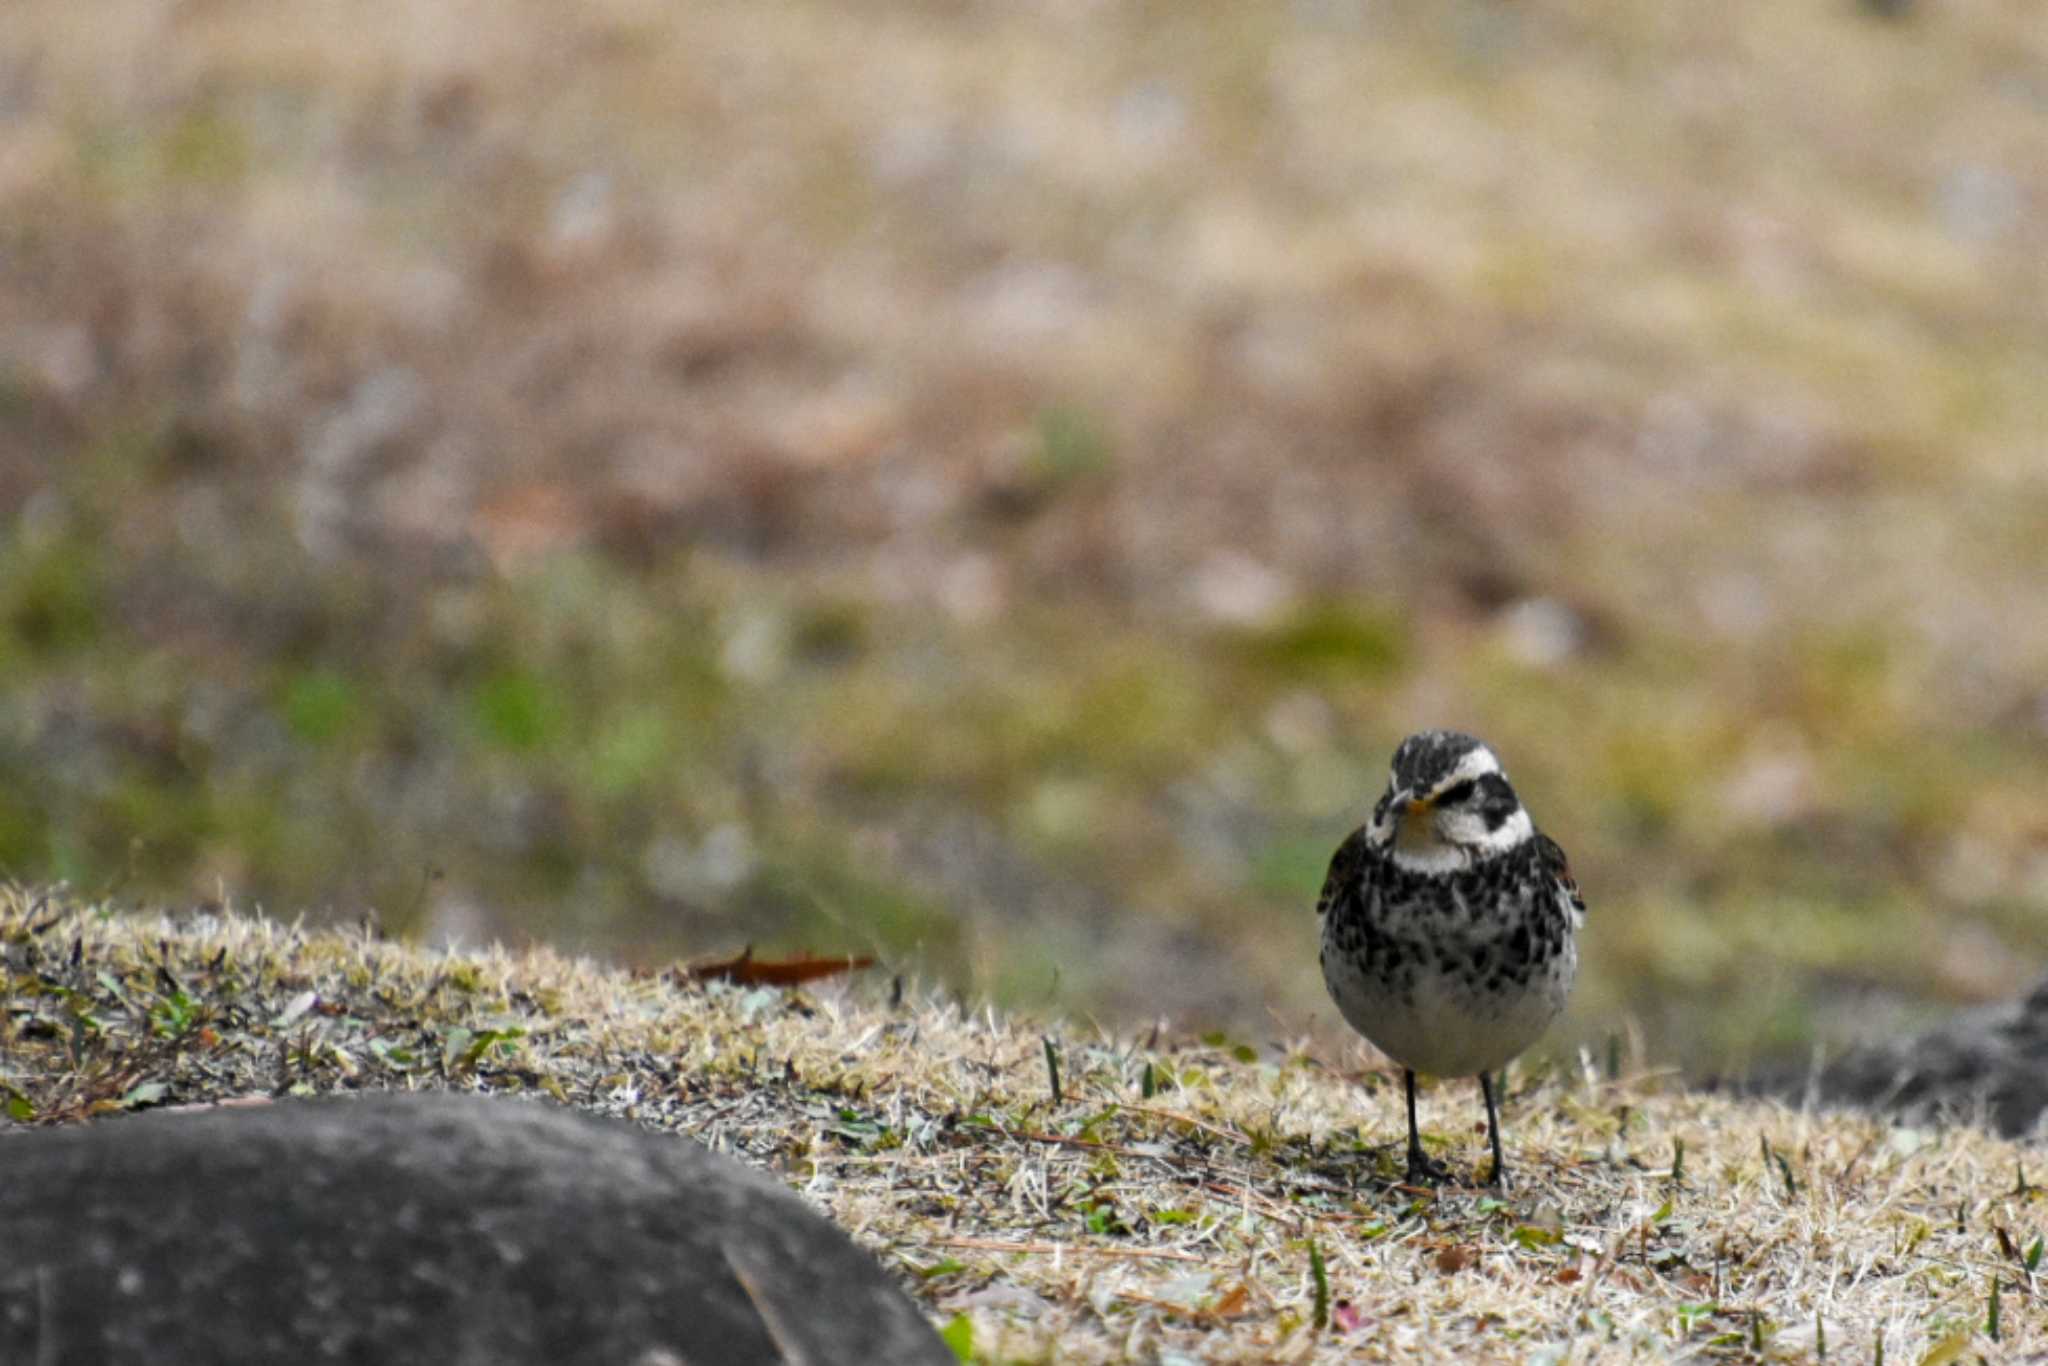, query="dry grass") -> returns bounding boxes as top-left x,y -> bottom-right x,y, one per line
4,885 -> 2042,1362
